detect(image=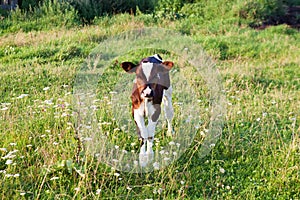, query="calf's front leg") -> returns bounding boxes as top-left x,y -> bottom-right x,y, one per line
133,108 -> 148,155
